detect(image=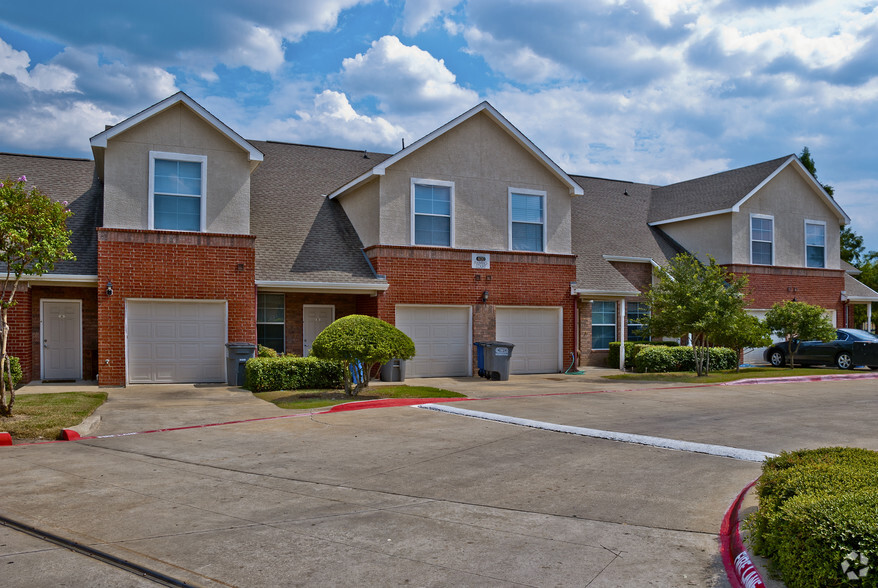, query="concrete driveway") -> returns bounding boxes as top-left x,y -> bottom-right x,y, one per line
2,374 -> 877,586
